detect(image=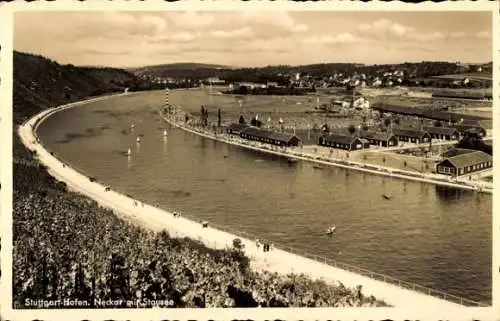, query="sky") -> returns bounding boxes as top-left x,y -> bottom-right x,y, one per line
14,11 -> 493,68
